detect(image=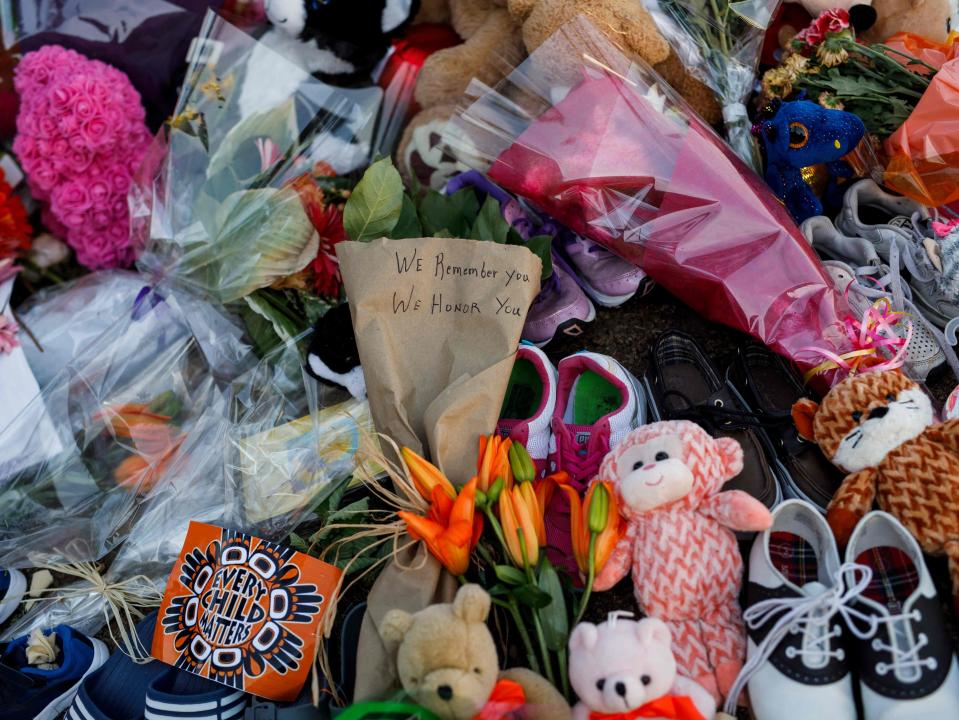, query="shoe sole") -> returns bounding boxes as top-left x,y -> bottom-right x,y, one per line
0,568 -> 26,625
531,301 -> 597,347
580,281 -> 638,308
36,637 -> 109,720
